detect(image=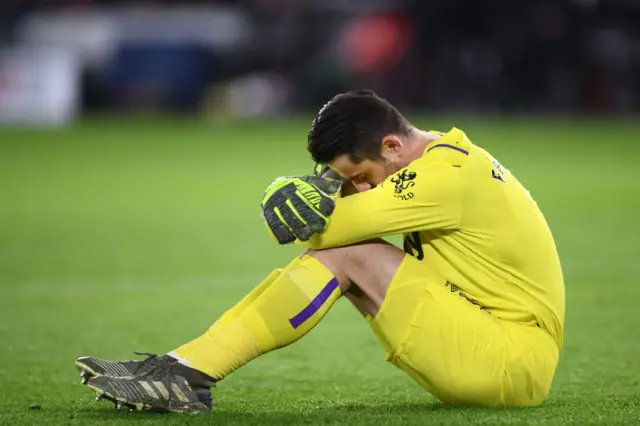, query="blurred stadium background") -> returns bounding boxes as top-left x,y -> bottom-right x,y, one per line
0,0 -> 639,121
0,1 -> 639,425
